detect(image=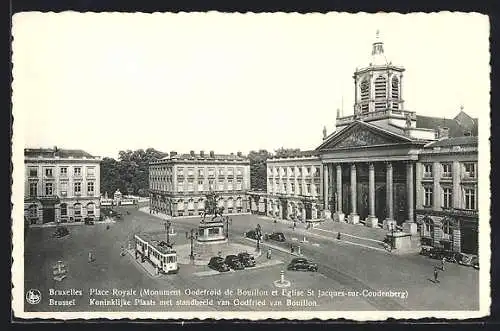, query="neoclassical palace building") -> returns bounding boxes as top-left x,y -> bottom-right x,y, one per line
24,147 -> 101,224
149,151 -> 251,217
258,33 -> 479,254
